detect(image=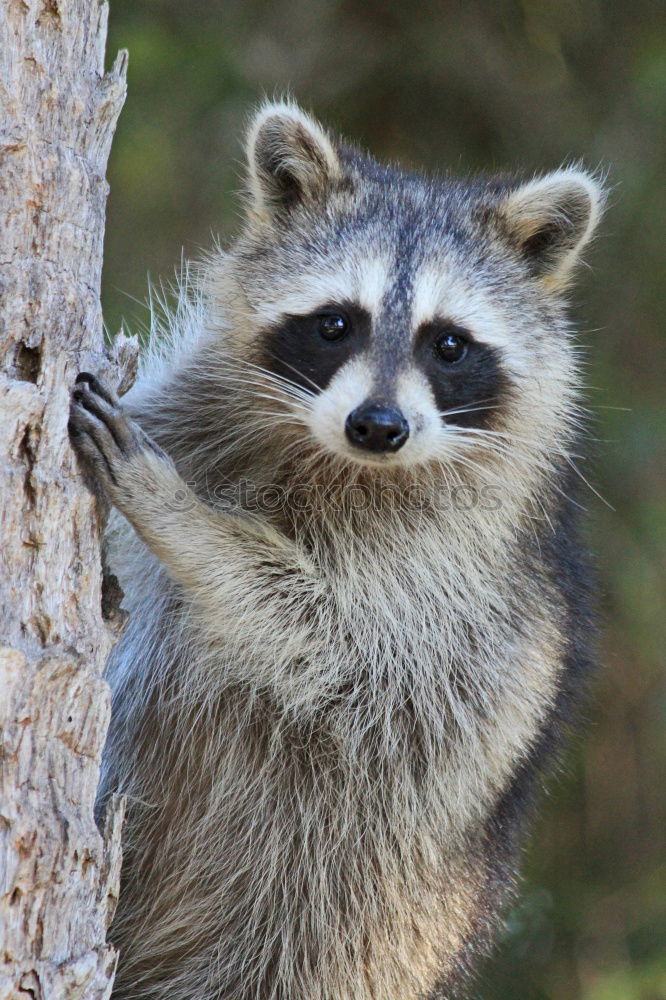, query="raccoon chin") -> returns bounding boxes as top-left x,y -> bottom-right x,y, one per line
317,442 -> 442,476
